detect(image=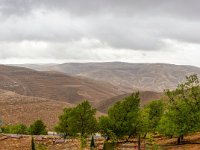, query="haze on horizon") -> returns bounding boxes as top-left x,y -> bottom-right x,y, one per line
0,0 -> 200,67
